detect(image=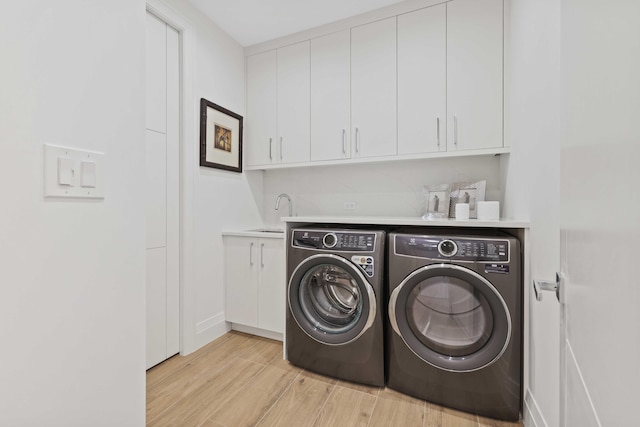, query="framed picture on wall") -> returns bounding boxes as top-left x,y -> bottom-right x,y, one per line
448,180 -> 487,219
199,98 -> 243,172
422,184 -> 451,219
